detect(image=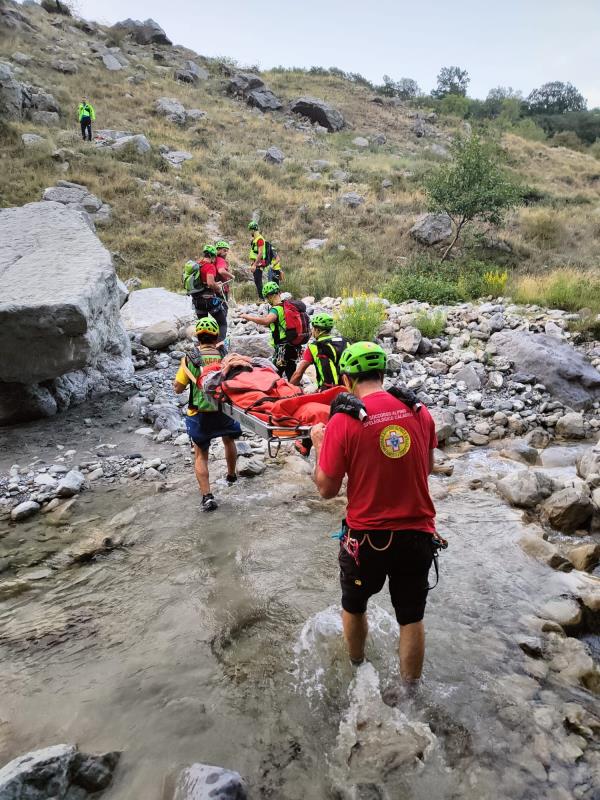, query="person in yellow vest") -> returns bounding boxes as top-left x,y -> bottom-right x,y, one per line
248,220 -> 267,300
267,244 -> 283,286
173,317 -> 241,511
77,97 -> 95,141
